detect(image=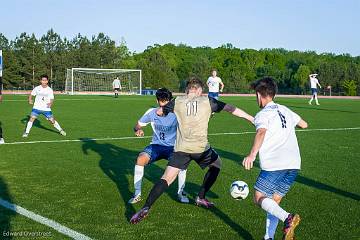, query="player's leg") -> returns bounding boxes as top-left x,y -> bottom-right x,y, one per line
314,91 -> 320,105
130,152 -> 191,224
23,110 -> 38,137
195,148 -> 221,208
263,194 -> 281,240
0,124 -> 4,144
177,169 -> 189,203
254,170 -> 300,240
309,89 -> 314,104
129,147 -> 152,204
48,115 -> 66,136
